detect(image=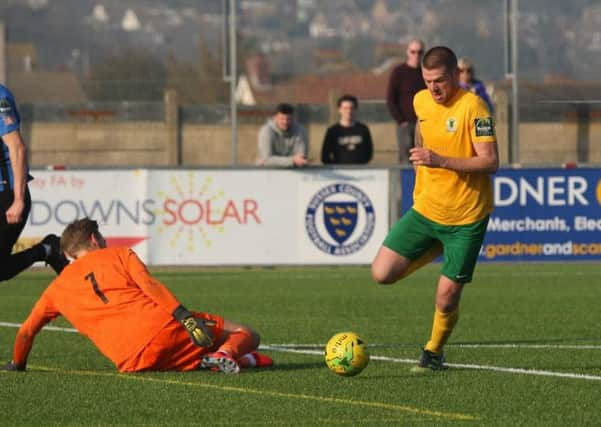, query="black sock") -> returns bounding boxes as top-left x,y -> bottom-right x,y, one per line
0,245 -> 46,282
